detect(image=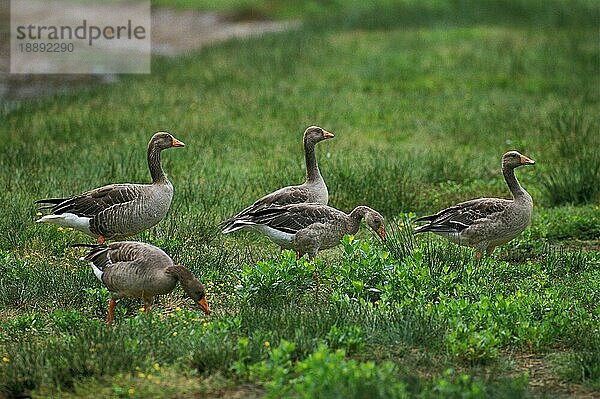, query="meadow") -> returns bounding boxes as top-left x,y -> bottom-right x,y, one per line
1,0 -> 599,397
